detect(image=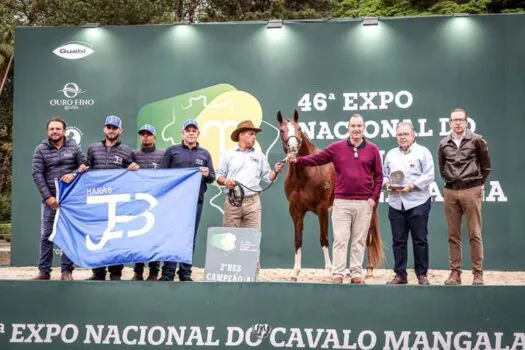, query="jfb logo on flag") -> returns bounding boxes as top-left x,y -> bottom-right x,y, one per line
50,168 -> 202,268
